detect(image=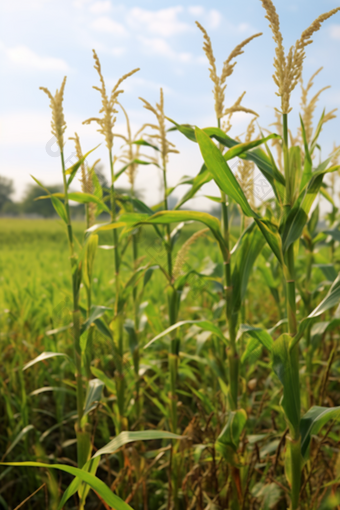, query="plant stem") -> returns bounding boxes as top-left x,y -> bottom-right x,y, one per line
132,222 -> 141,419
162,153 -> 180,510
217,119 -> 238,411
282,113 -> 301,510
60,151 -> 84,455
162,164 -> 178,433
109,150 -> 125,431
